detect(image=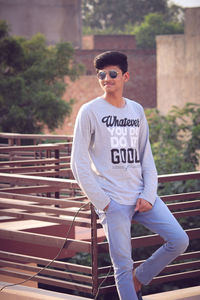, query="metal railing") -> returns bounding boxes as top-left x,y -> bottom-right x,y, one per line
0,133 -> 199,298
